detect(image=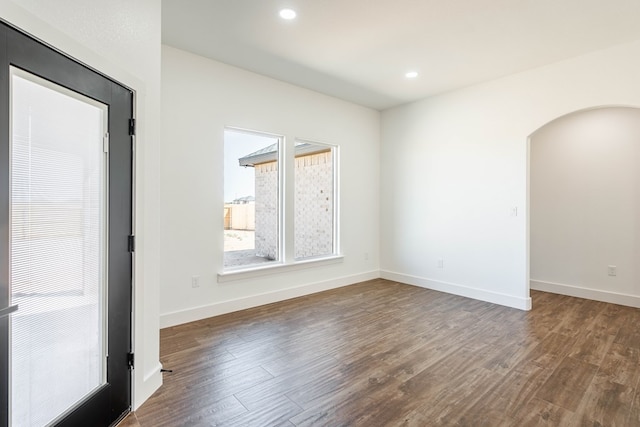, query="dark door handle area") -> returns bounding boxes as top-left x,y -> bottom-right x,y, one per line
0,304 -> 18,319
